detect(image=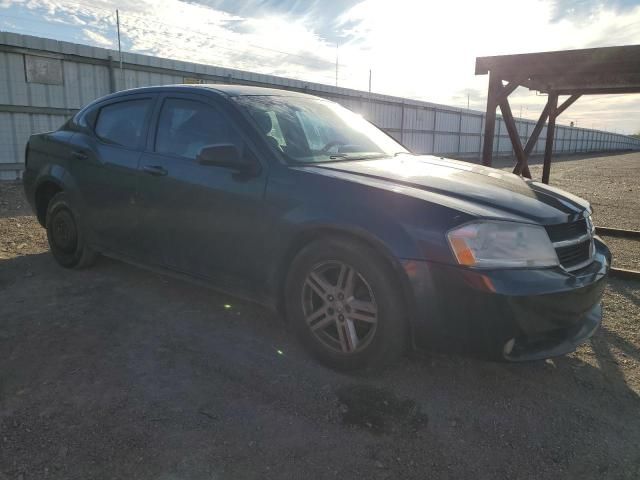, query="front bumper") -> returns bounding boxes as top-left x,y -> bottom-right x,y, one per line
403,237 -> 611,361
